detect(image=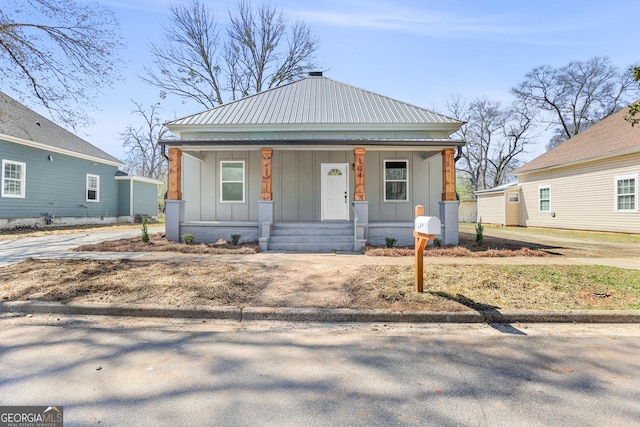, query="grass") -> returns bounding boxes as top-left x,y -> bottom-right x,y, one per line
459,223 -> 640,245
1,259 -> 639,311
